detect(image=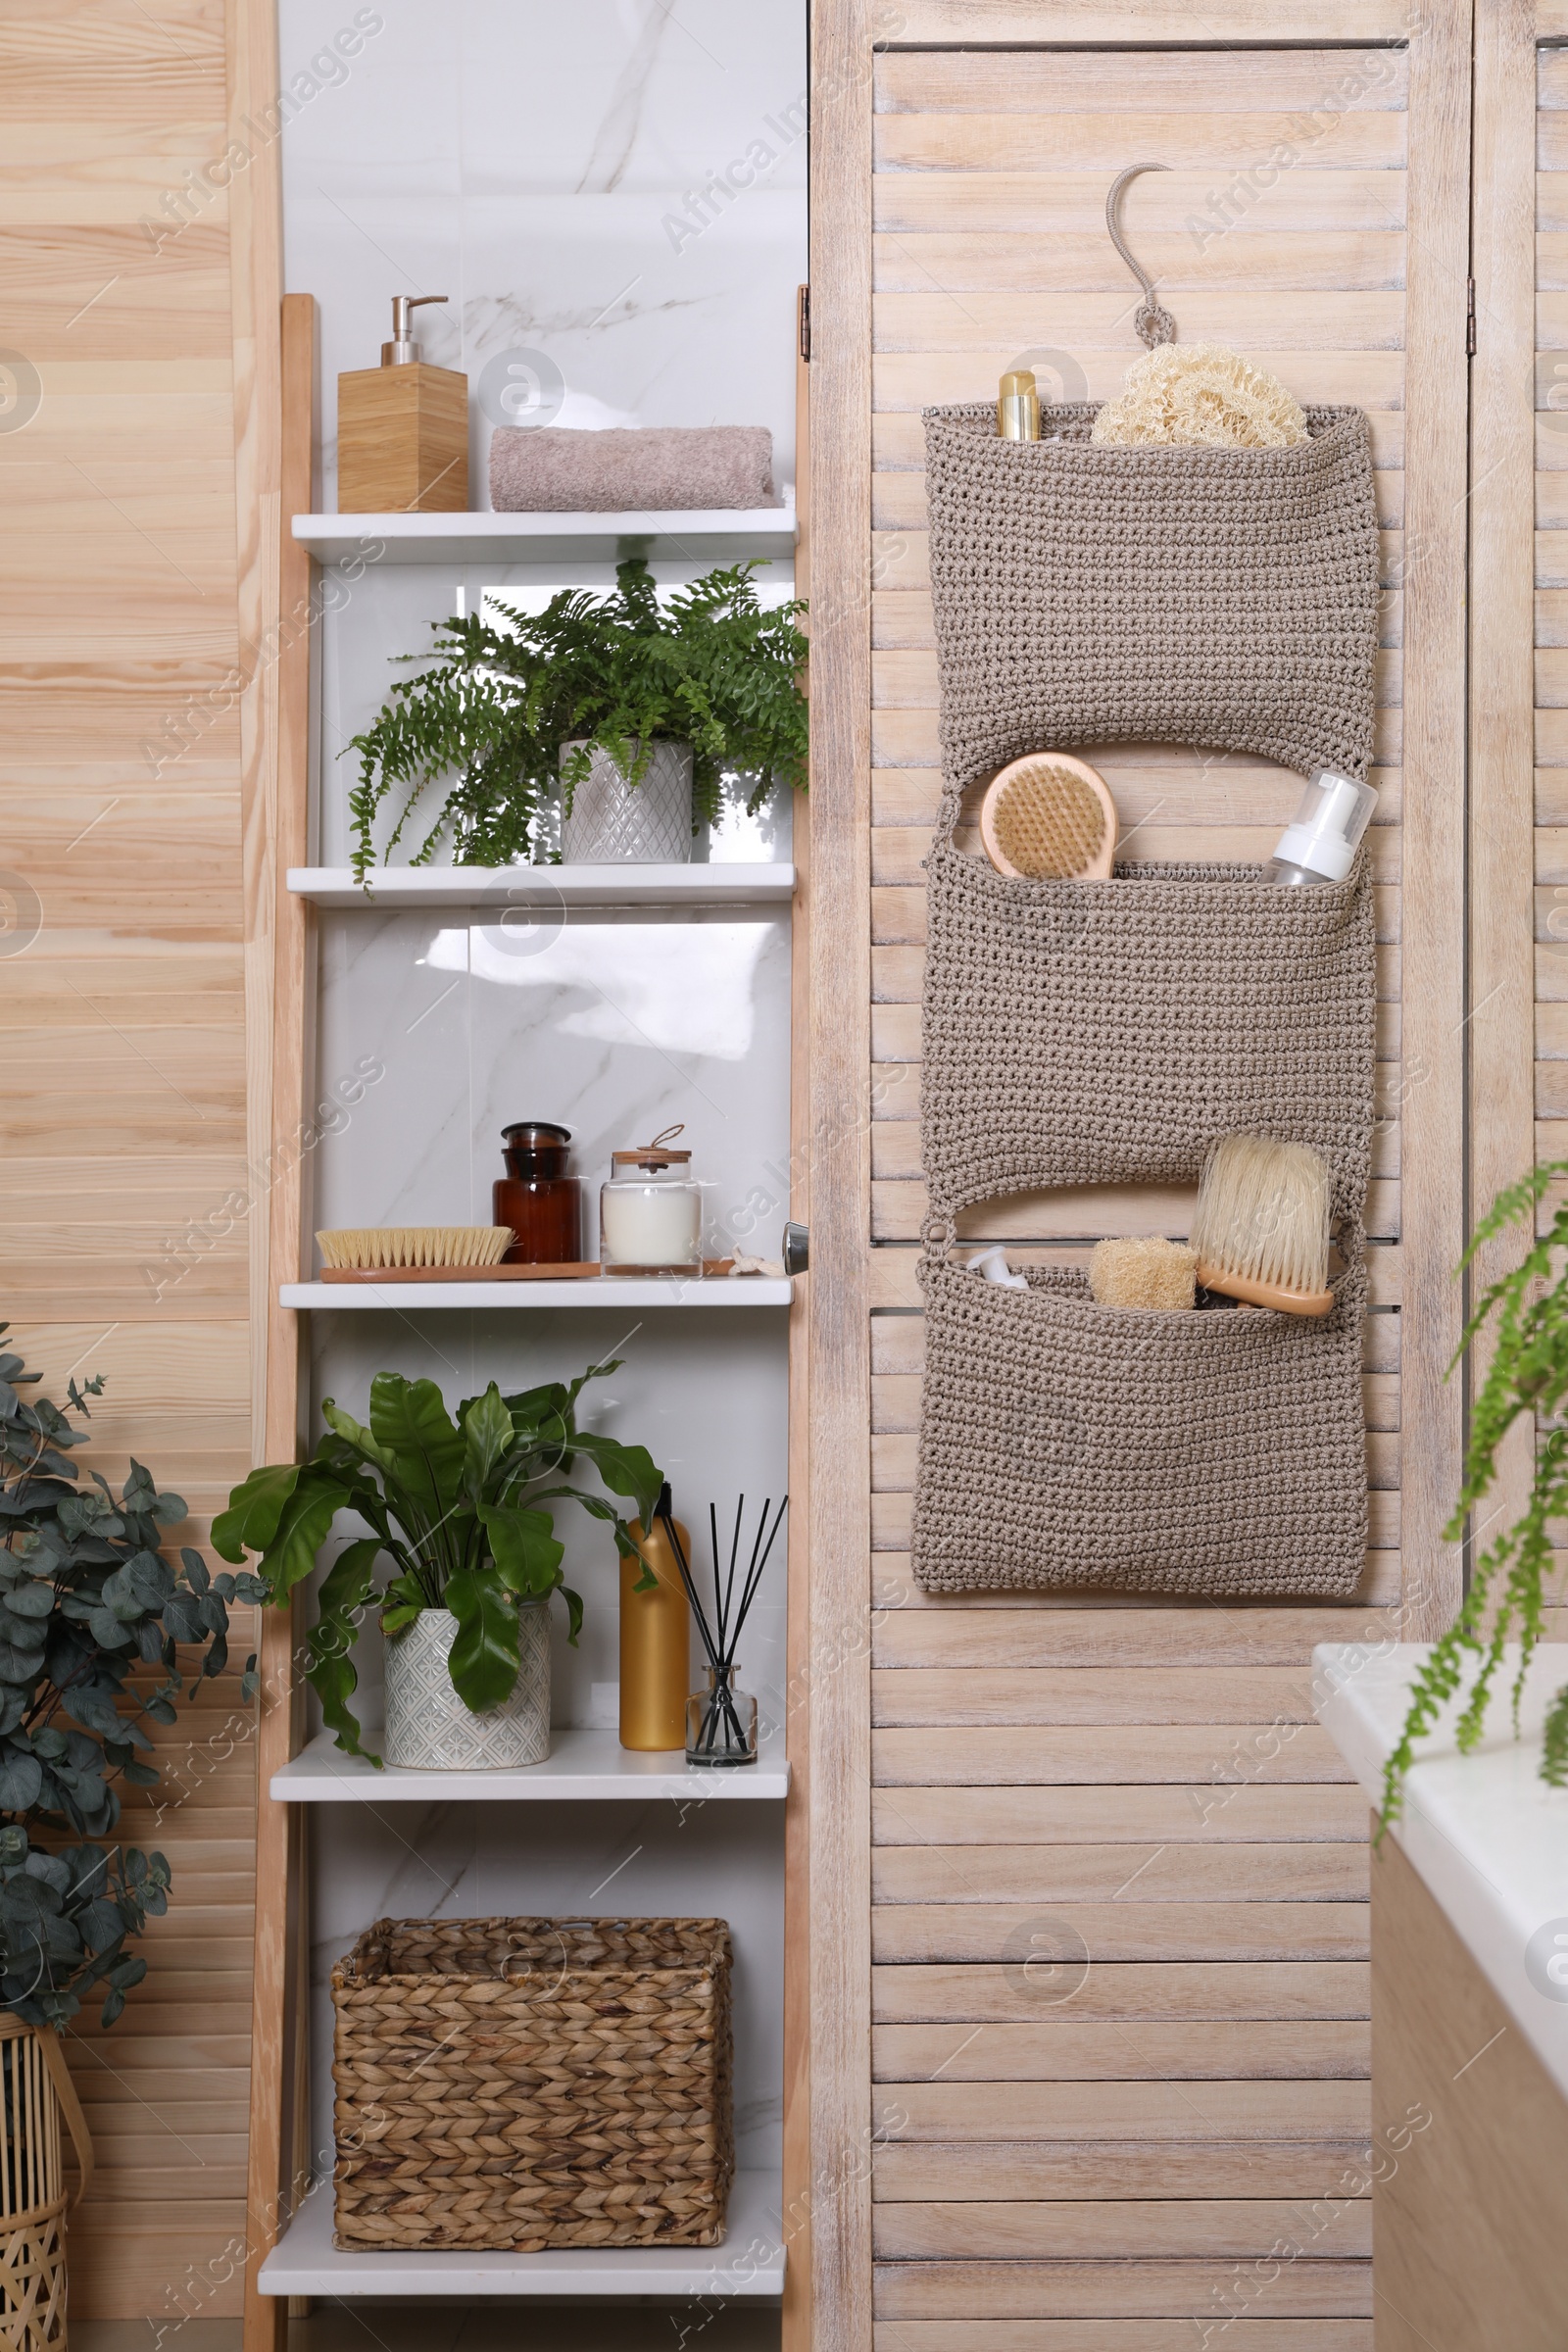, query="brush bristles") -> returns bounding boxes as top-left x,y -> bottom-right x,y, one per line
993,760 -> 1107,878
1190,1136 -> 1330,1297
317,1226 -> 513,1269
